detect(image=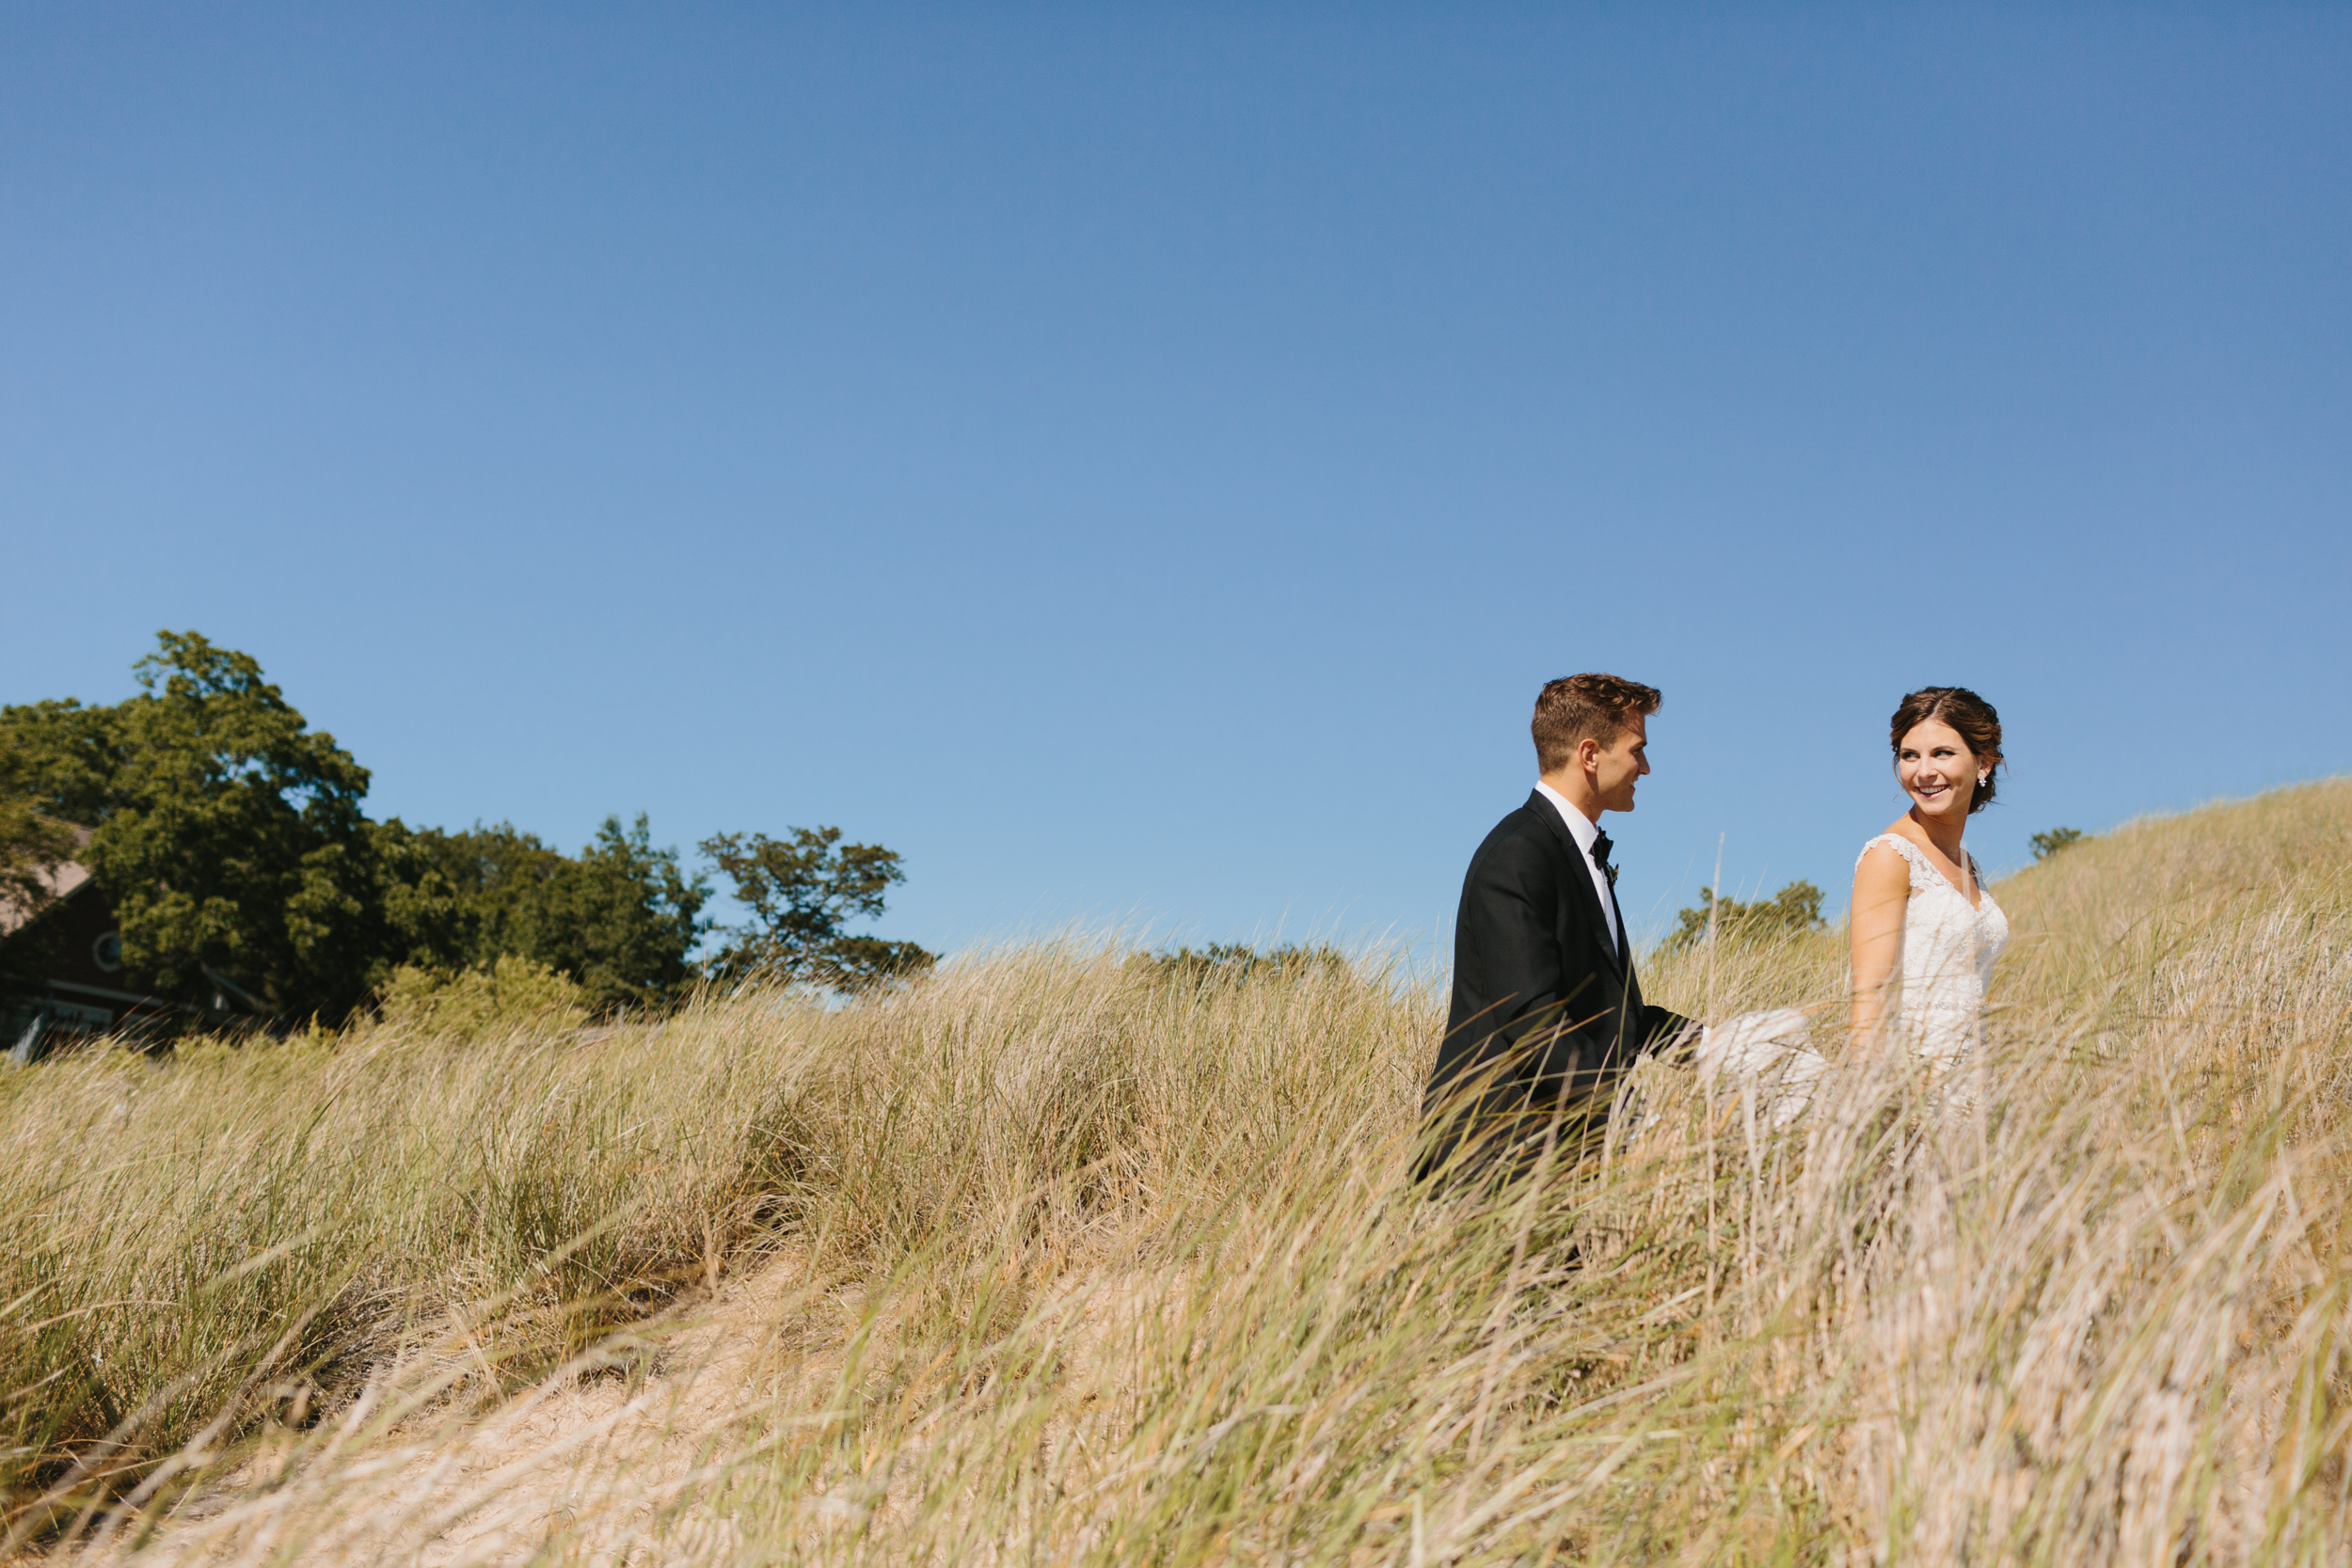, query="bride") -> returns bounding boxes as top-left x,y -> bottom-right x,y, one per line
1694,686 -> 2010,1121
1851,686 -> 2011,1095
